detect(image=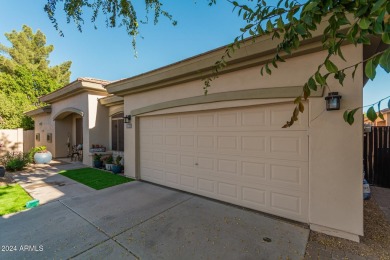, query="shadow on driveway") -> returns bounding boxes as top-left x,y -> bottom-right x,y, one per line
11,162 -> 92,205
1,181 -> 309,259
